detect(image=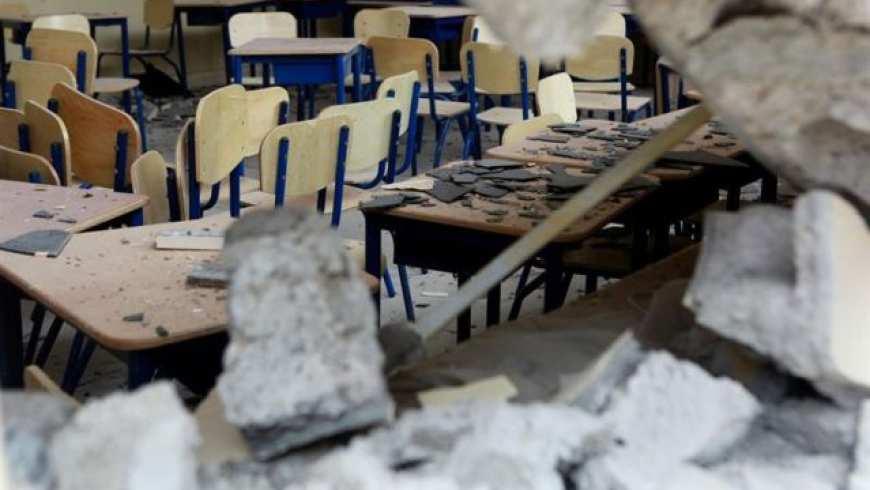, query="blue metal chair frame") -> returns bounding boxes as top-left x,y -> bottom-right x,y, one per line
15,122 -> 67,186
576,48 -> 651,123
414,53 -> 473,170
